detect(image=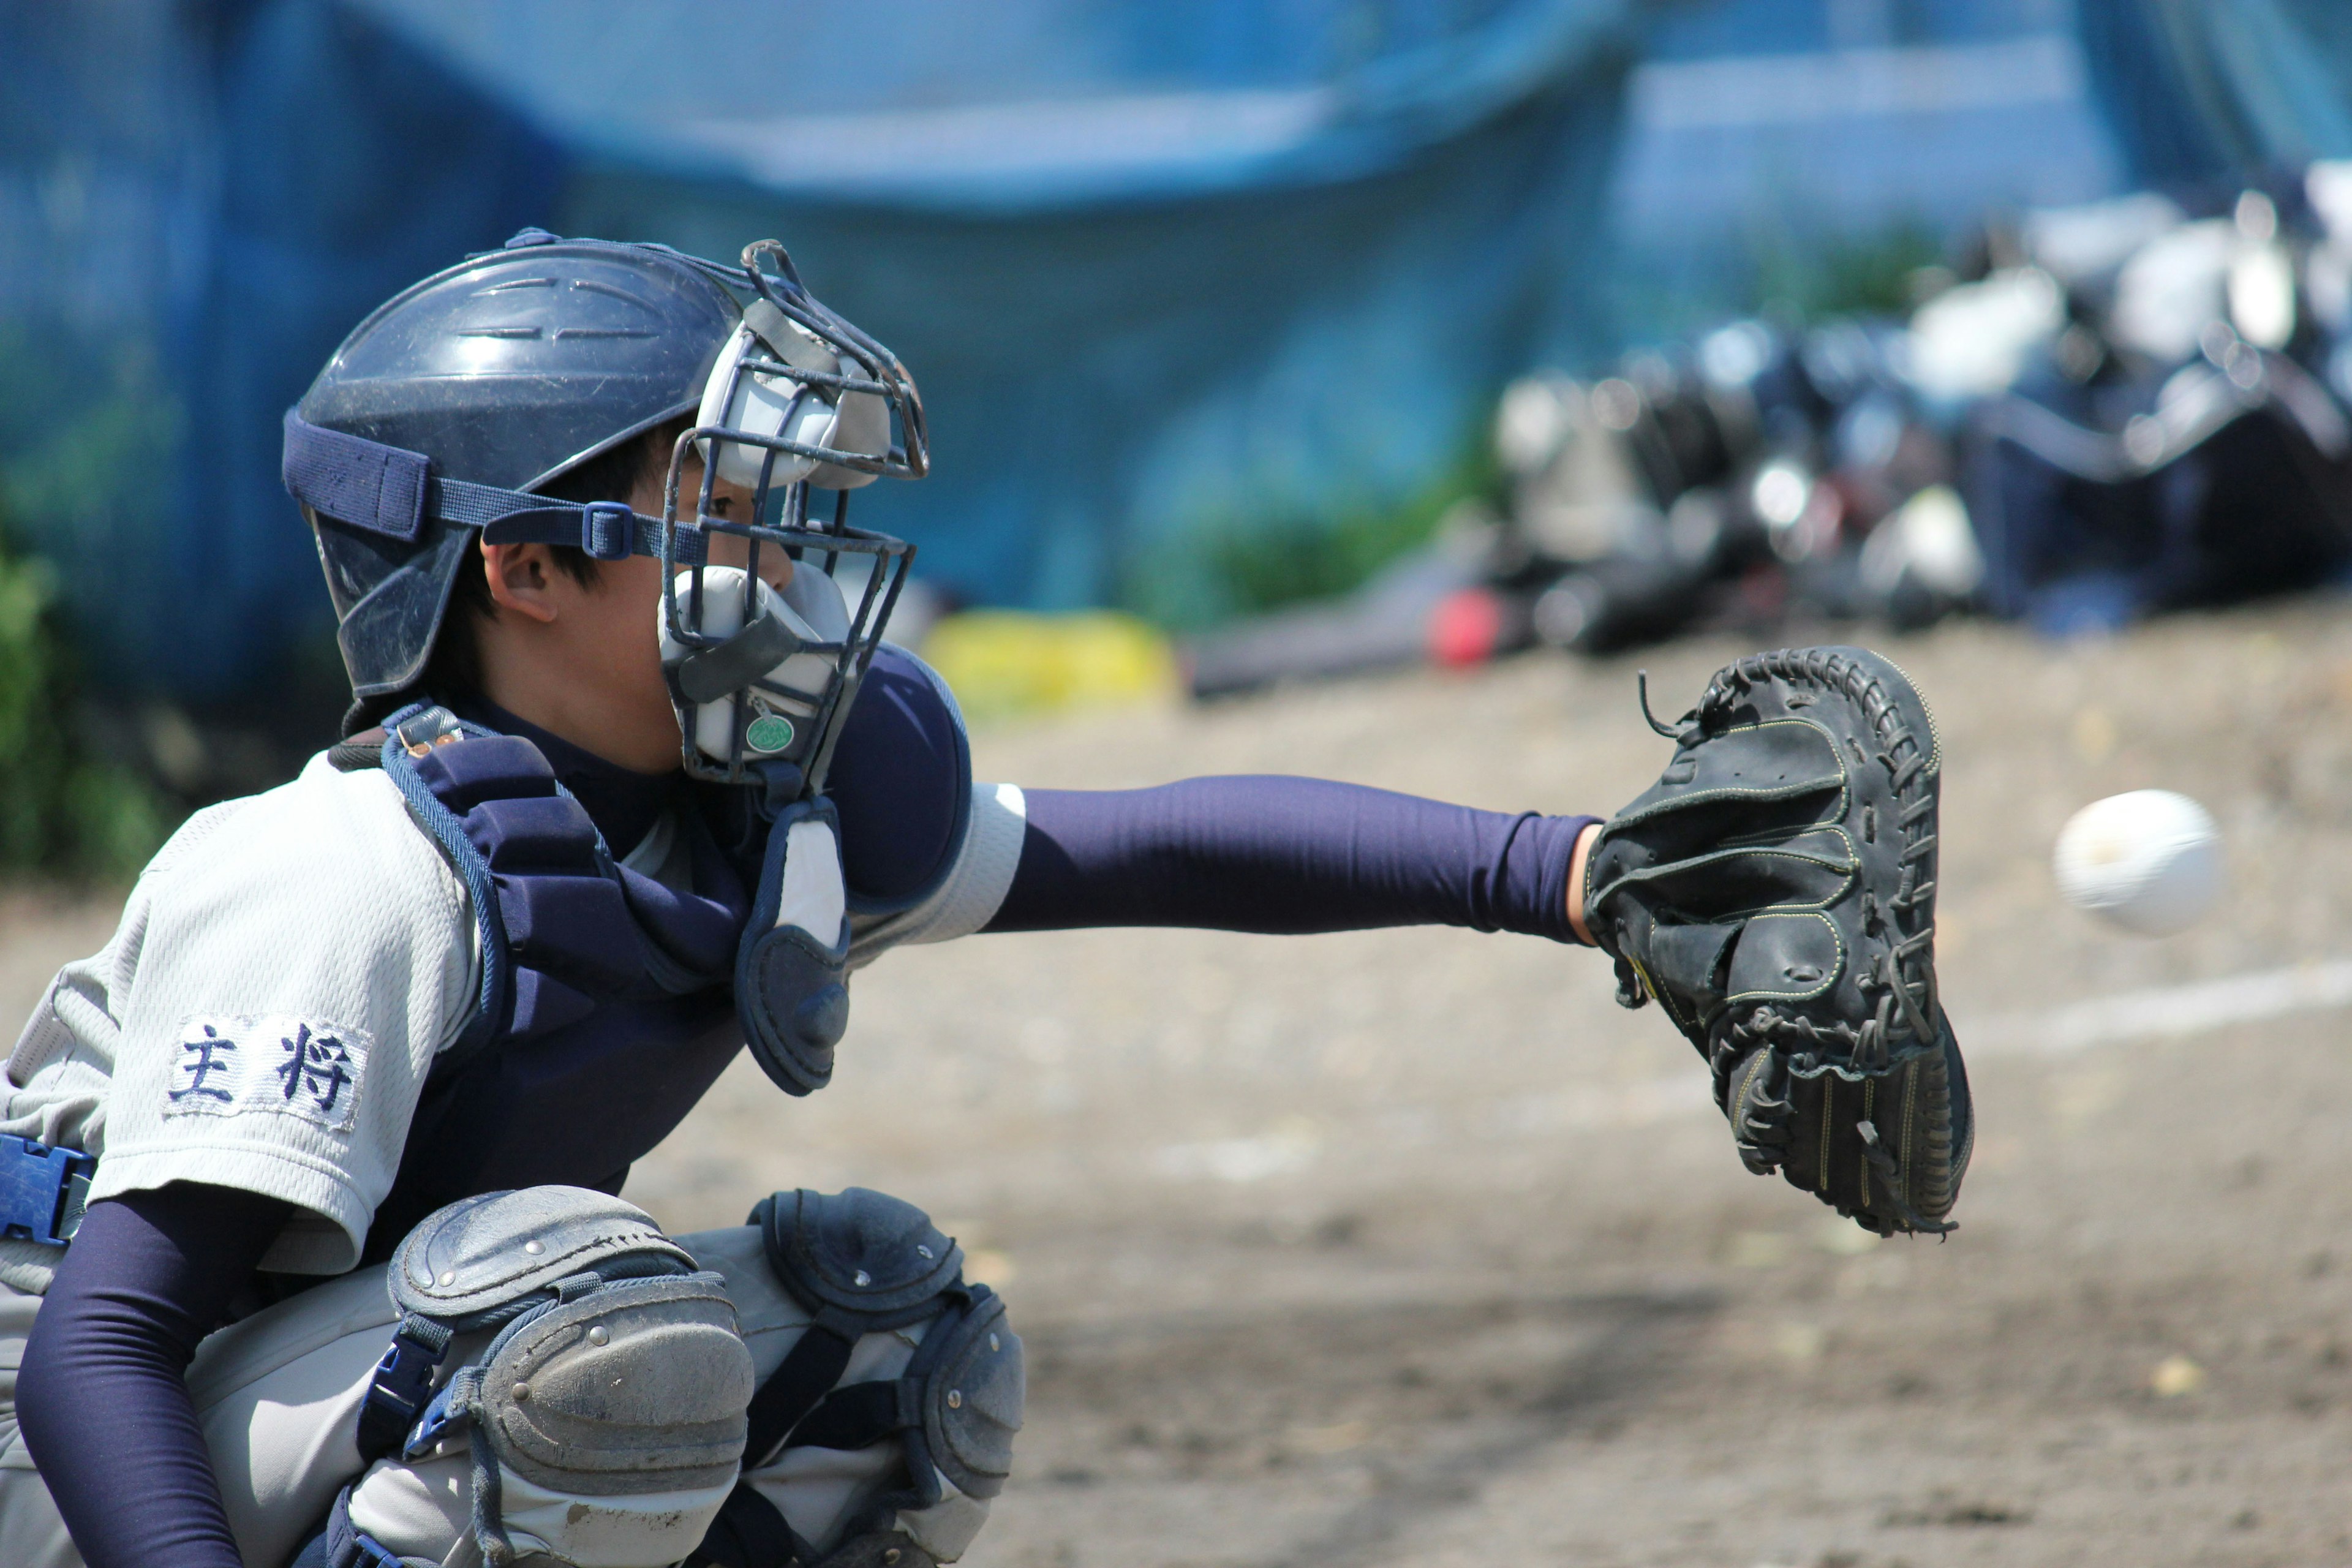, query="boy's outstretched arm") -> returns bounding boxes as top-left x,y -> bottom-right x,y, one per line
982,775 -> 1600,944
